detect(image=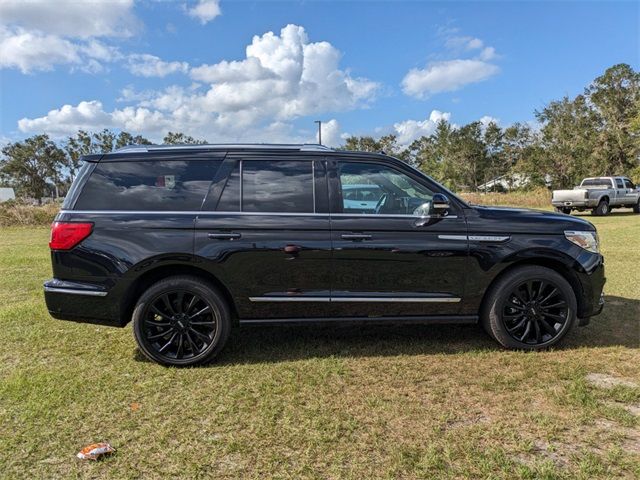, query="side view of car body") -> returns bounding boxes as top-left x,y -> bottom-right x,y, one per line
552,176 -> 640,215
45,144 -> 606,366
